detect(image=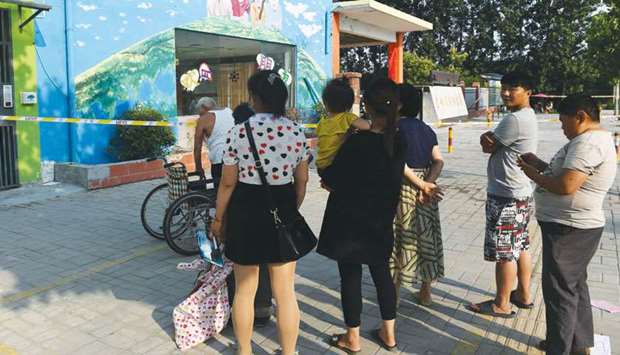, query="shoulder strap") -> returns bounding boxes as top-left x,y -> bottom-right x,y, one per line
244,121 -> 282,223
